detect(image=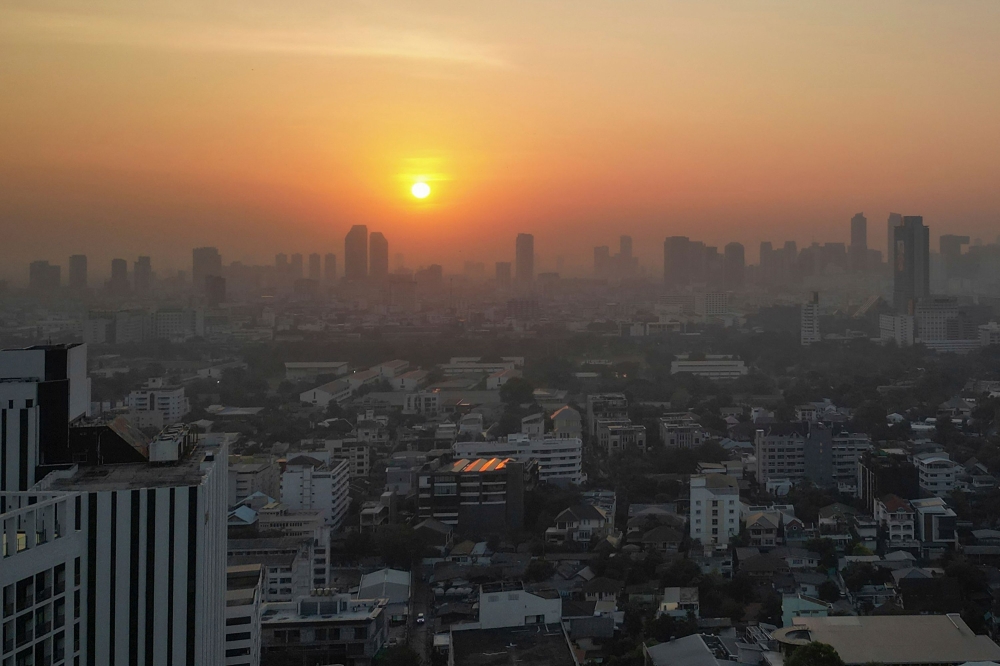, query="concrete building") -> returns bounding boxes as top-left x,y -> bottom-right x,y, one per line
357,569 -> 410,624
344,225 -> 369,281
660,416 -> 708,449
876,494 -> 917,547
228,458 -> 281,506
755,423 -> 870,491
453,434 -> 584,486
416,458 -> 534,535
280,457 -> 350,530
551,406 -> 583,439
477,582 -> 561,629
910,496 -> 958,556
192,246 -> 223,292
226,564 -> 263,666
228,533 -> 329,602
69,253 -> 88,289
689,474 -> 740,546
585,393 -> 629,437
298,379 -> 352,407
127,378 -> 190,429
801,292 -> 821,346
596,421 -> 647,454
892,215 -> 931,312
670,354 -> 748,381
369,231 -> 389,279
284,361 -> 349,382
544,504 -> 613,546
515,233 -> 534,284
913,452 -> 960,495
260,594 -> 388,666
